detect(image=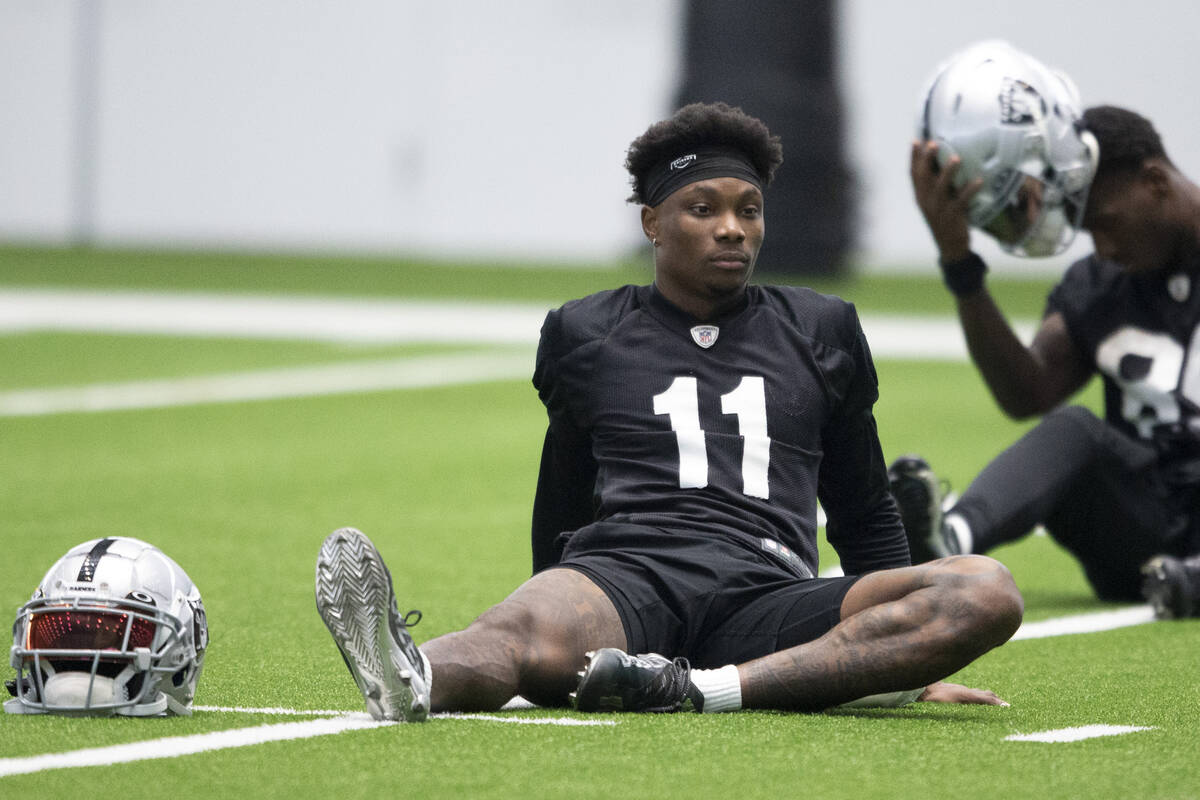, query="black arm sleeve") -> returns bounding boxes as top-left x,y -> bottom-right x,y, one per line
817,313 -> 910,574
530,422 -> 597,573
530,305 -> 599,574
819,407 -> 909,574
